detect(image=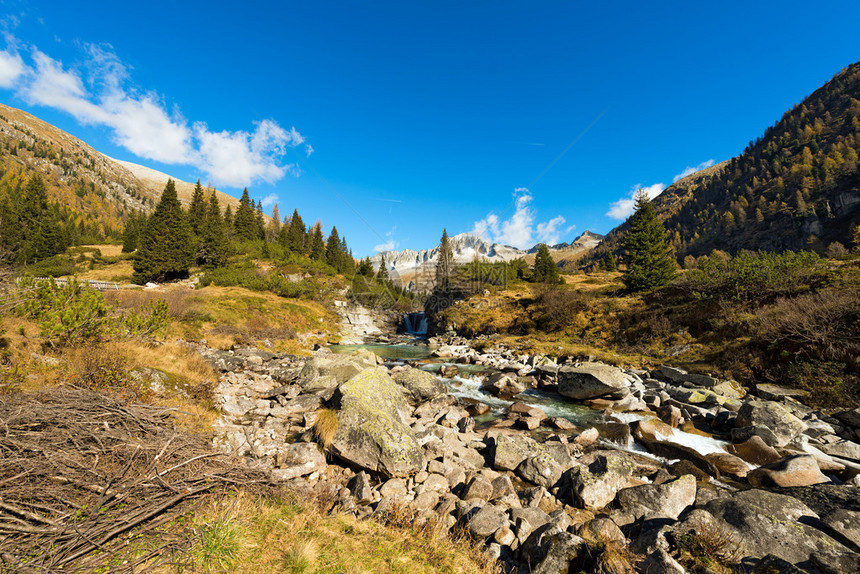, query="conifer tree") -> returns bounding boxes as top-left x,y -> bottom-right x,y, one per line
357,257 -> 374,277
601,251 -> 617,272
286,209 -> 306,253
233,188 -> 258,241
435,229 -> 454,289
309,222 -> 326,260
198,191 -> 229,267
620,190 -> 677,292
532,244 -> 561,283
122,211 -> 144,253
254,200 -> 266,240
325,226 -> 341,269
223,205 -> 234,237
188,180 -> 207,235
339,236 -> 354,274
377,254 -> 390,283
132,179 -> 194,284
